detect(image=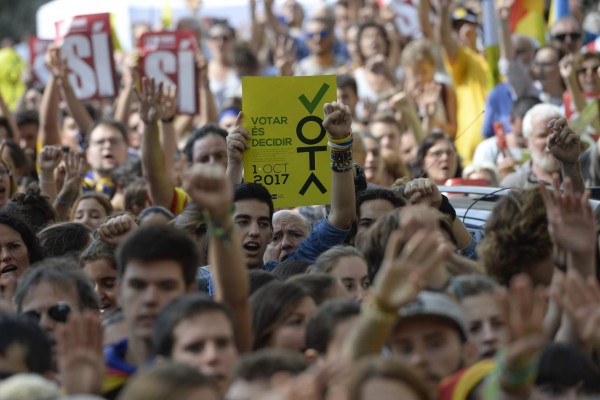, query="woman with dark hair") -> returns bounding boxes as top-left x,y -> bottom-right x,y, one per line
70,192 -> 113,230
4,186 -> 57,233
352,22 -> 397,107
0,211 -> 44,303
410,131 -> 462,185
38,221 -> 92,258
250,280 -> 316,352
